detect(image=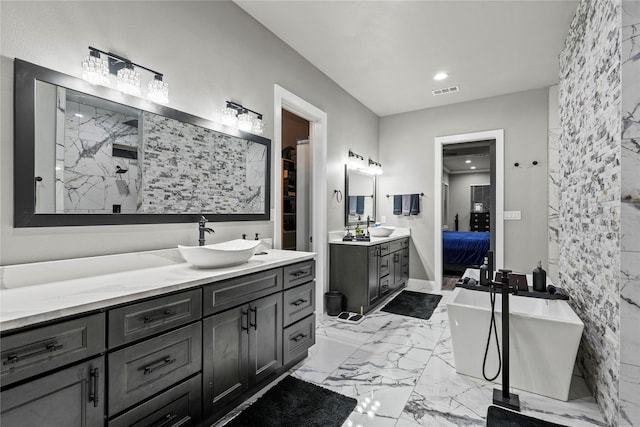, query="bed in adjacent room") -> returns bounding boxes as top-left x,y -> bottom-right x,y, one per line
443,231 -> 490,273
